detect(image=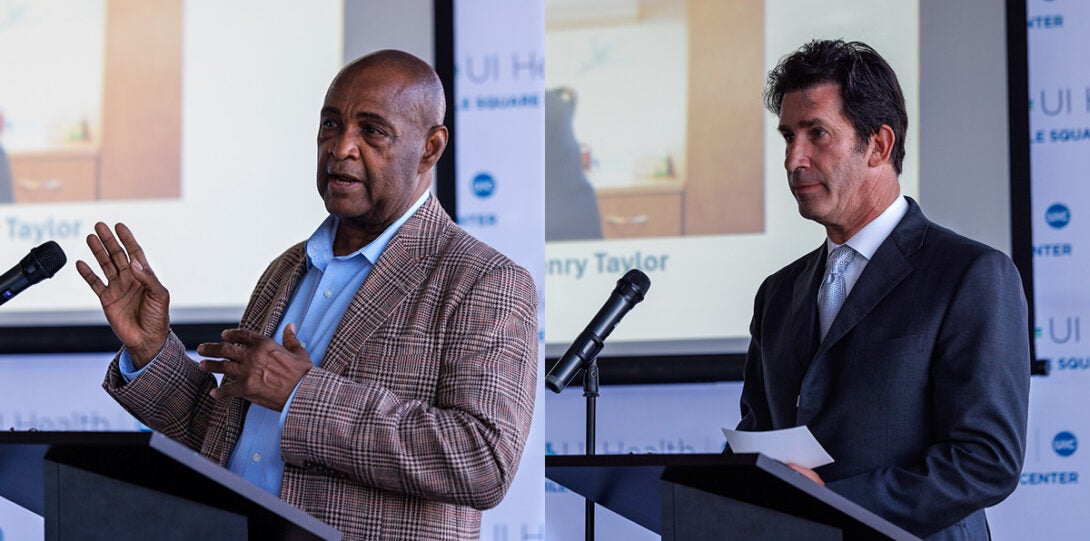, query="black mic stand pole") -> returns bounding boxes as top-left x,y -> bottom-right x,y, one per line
583,358 -> 599,541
